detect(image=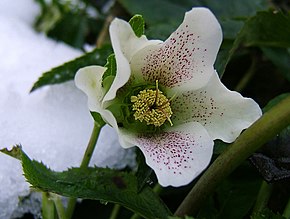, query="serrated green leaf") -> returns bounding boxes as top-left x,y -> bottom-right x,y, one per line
30,45 -> 112,92
102,54 -> 116,92
0,145 -> 22,160
19,147 -> 172,219
129,15 -> 145,37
